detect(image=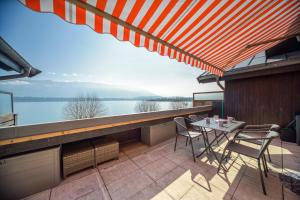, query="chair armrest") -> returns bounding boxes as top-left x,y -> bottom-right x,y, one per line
244,124 -> 272,129
233,129 -> 265,138
240,130 -> 268,133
